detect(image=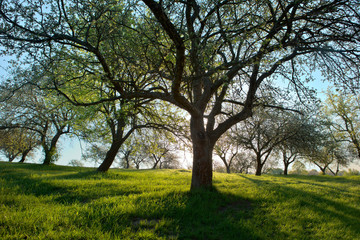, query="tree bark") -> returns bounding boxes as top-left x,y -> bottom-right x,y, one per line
284,163 -> 289,175
190,116 -> 214,190
43,145 -> 56,165
19,149 -> 31,163
152,154 -> 161,169
42,129 -> 65,165
8,155 -> 18,162
255,156 -> 263,176
219,157 -> 231,173
97,139 -> 124,172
